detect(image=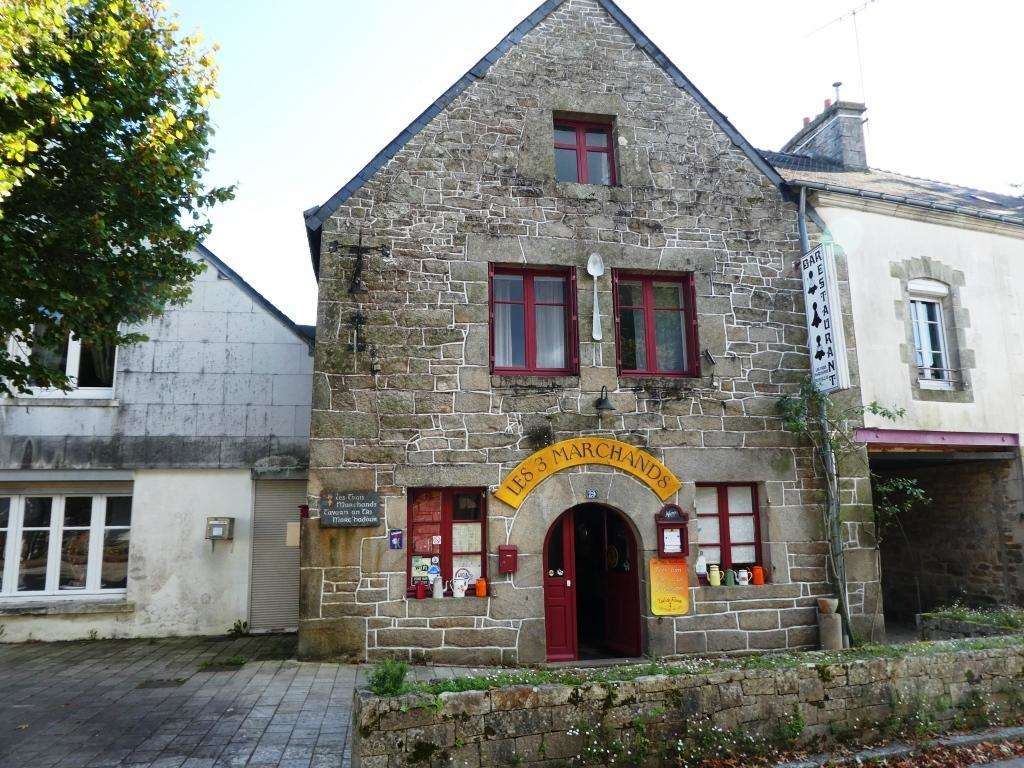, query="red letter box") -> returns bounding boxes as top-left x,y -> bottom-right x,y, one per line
498,545 -> 518,574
